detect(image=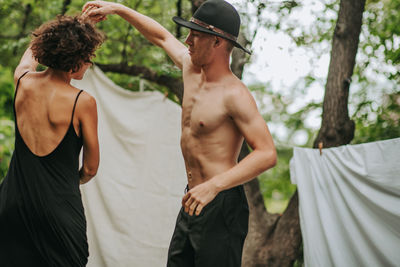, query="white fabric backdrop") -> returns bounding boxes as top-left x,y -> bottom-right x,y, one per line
72,66 -> 187,267
290,138 -> 400,267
